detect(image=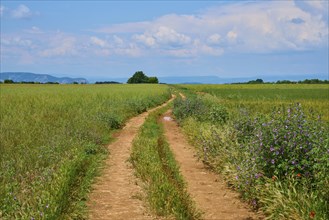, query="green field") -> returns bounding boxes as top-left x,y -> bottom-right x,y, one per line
181,84 -> 329,121
0,84 -> 171,219
173,84 -> 329,219
1,83 -> 328,219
